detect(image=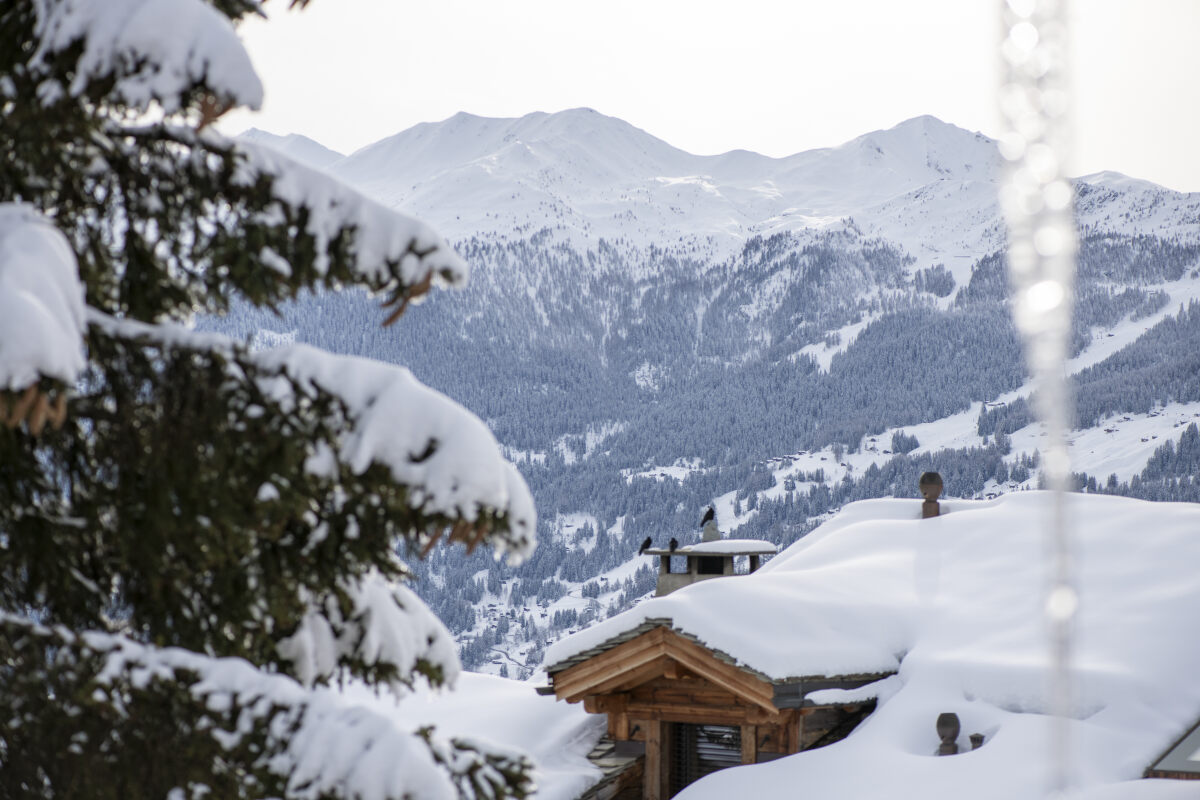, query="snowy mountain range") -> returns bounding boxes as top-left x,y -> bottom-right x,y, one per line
225,110 -> 1200,676
242,108 -> 1197,277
